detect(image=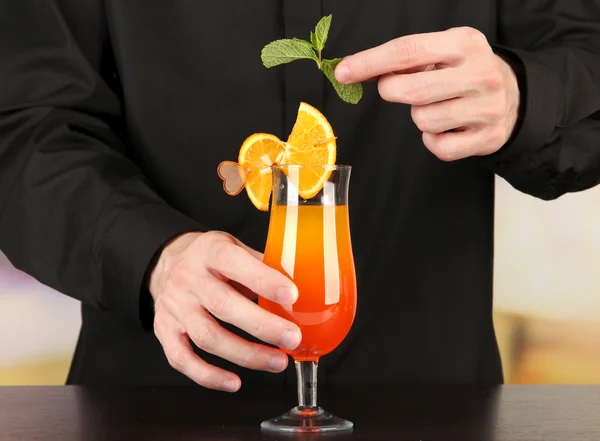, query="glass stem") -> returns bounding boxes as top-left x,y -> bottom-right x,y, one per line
295,360 -> 318,409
